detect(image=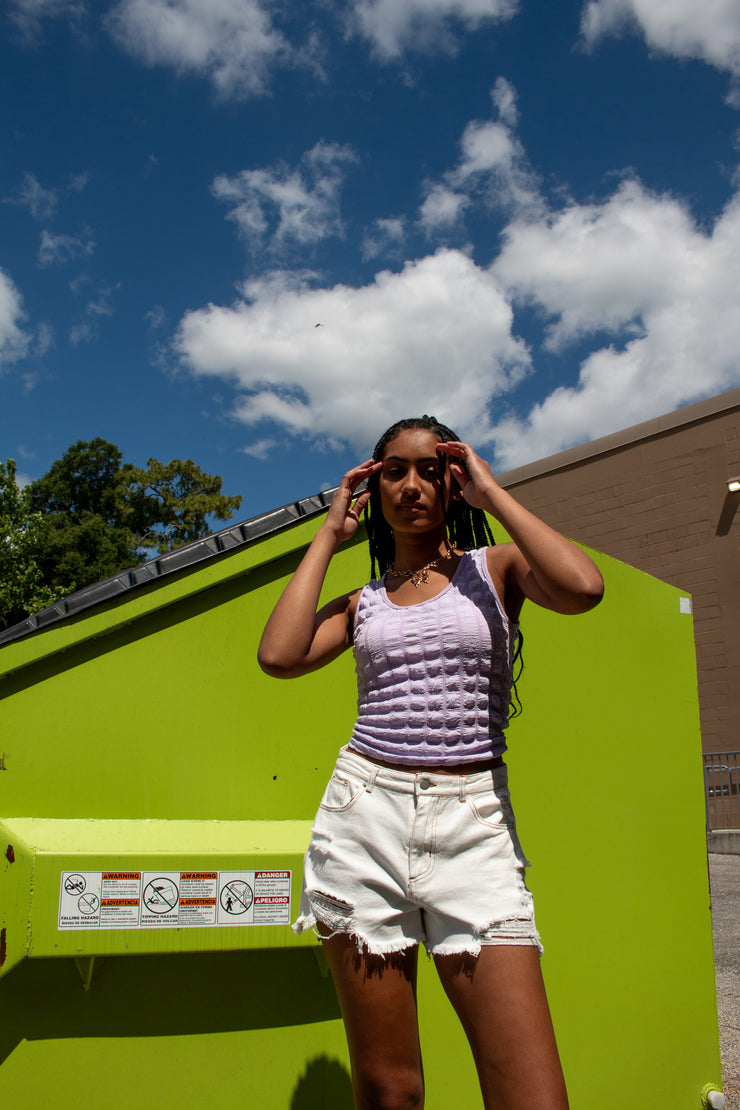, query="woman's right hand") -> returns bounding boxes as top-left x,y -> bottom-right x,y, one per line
322,458 -> 382,546
258,456 -> 382,678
